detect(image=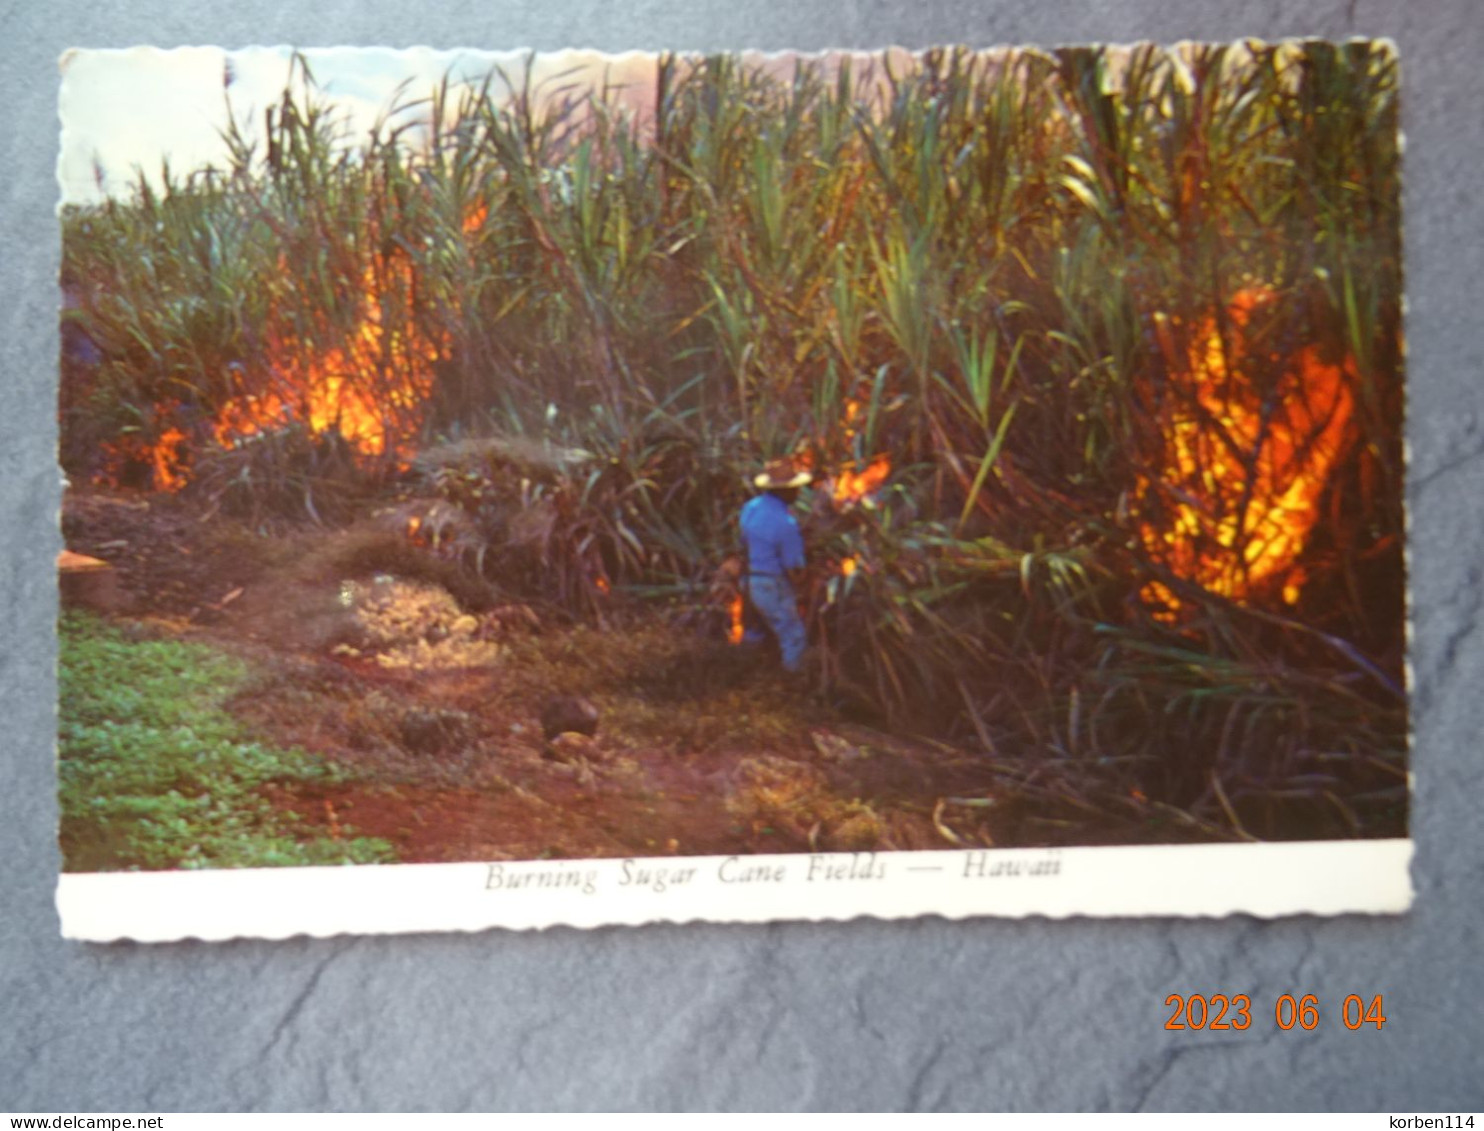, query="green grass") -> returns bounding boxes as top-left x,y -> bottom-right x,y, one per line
58,611 -> 395,871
